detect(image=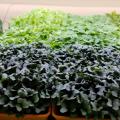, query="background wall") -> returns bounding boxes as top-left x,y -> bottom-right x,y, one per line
0,0 -> 120,7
